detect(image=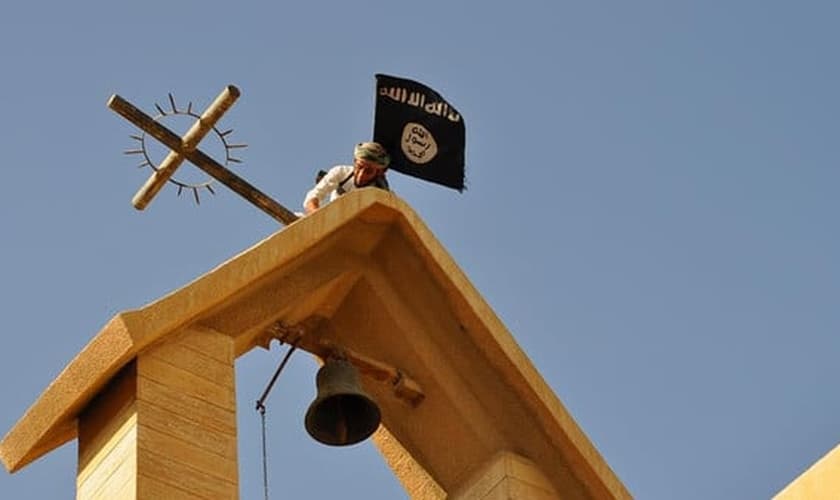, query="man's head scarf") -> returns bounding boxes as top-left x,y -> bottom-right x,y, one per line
354,142 -> 390,168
